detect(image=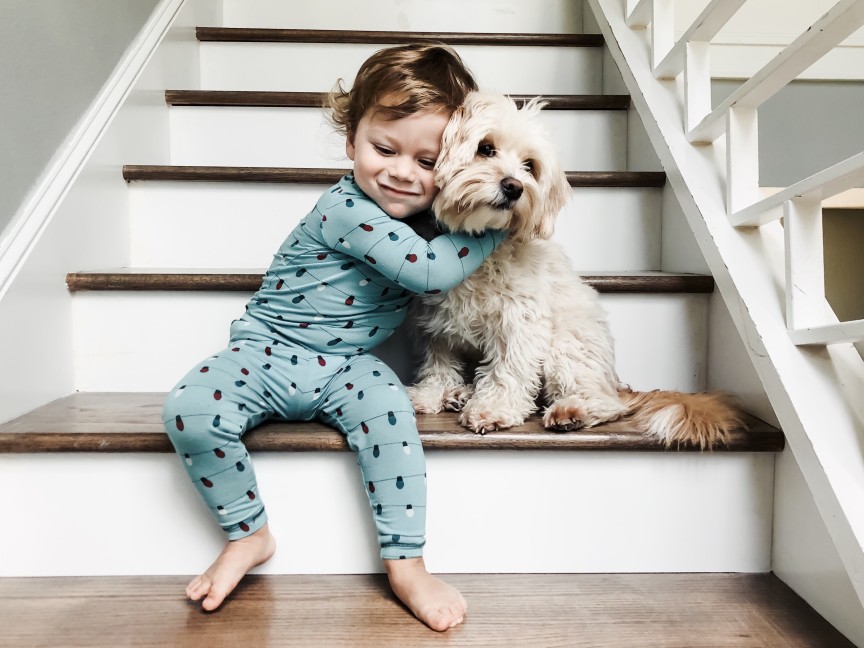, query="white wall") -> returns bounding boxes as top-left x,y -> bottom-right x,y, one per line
0,0 -> 161,236
0,0 -> 221,424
